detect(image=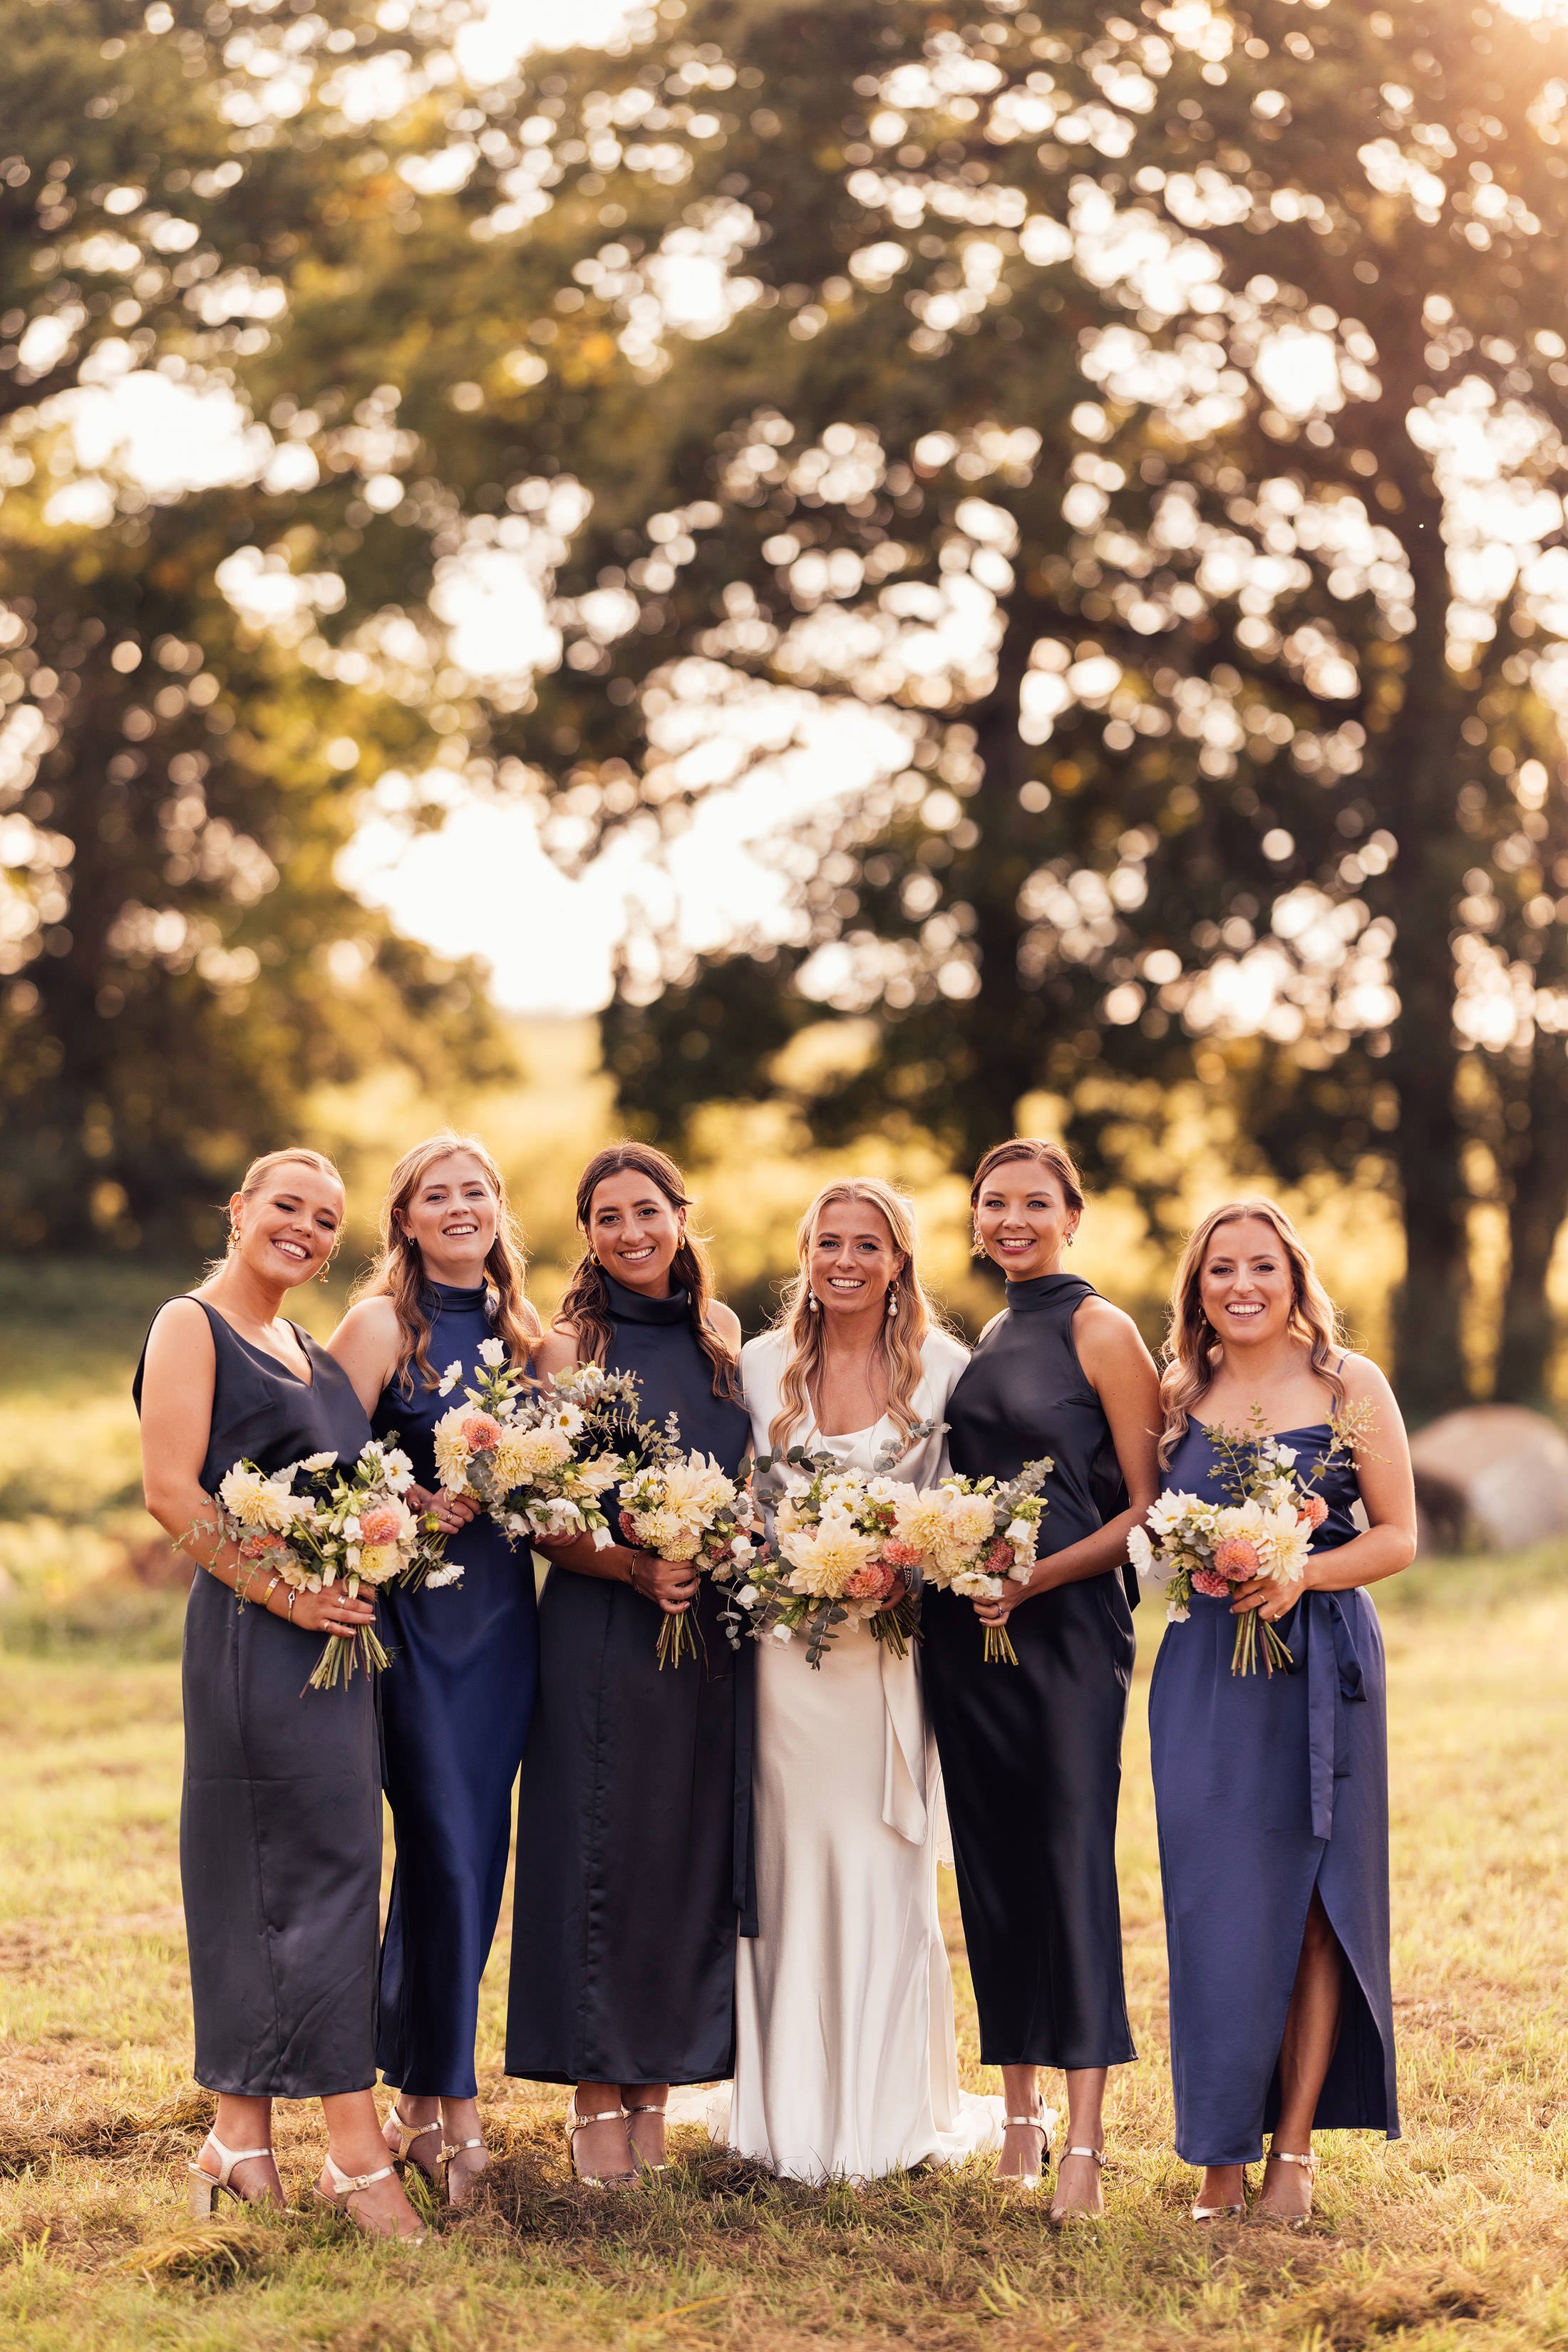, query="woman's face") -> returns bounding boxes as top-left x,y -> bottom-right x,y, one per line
1197,1217 -> 1295,1351
587,1167 -> 684,1294
229,1161 -> 344,1291
973,1159 -> 1078,1279
400,1151 -> 497,1274
808,1197 -> 904,1322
